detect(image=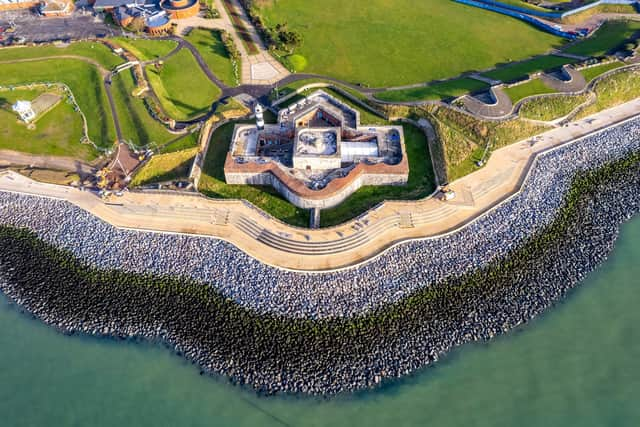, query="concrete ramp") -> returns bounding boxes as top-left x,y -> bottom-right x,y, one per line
540,65 -> 587,93
462,86 -> 513,118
